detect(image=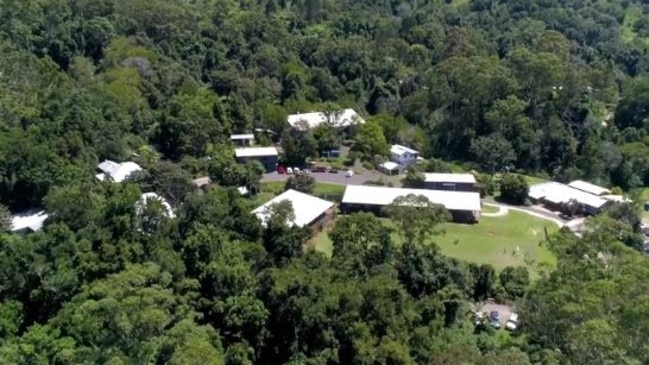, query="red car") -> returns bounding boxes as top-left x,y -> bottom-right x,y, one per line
277,165 -> 286,174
